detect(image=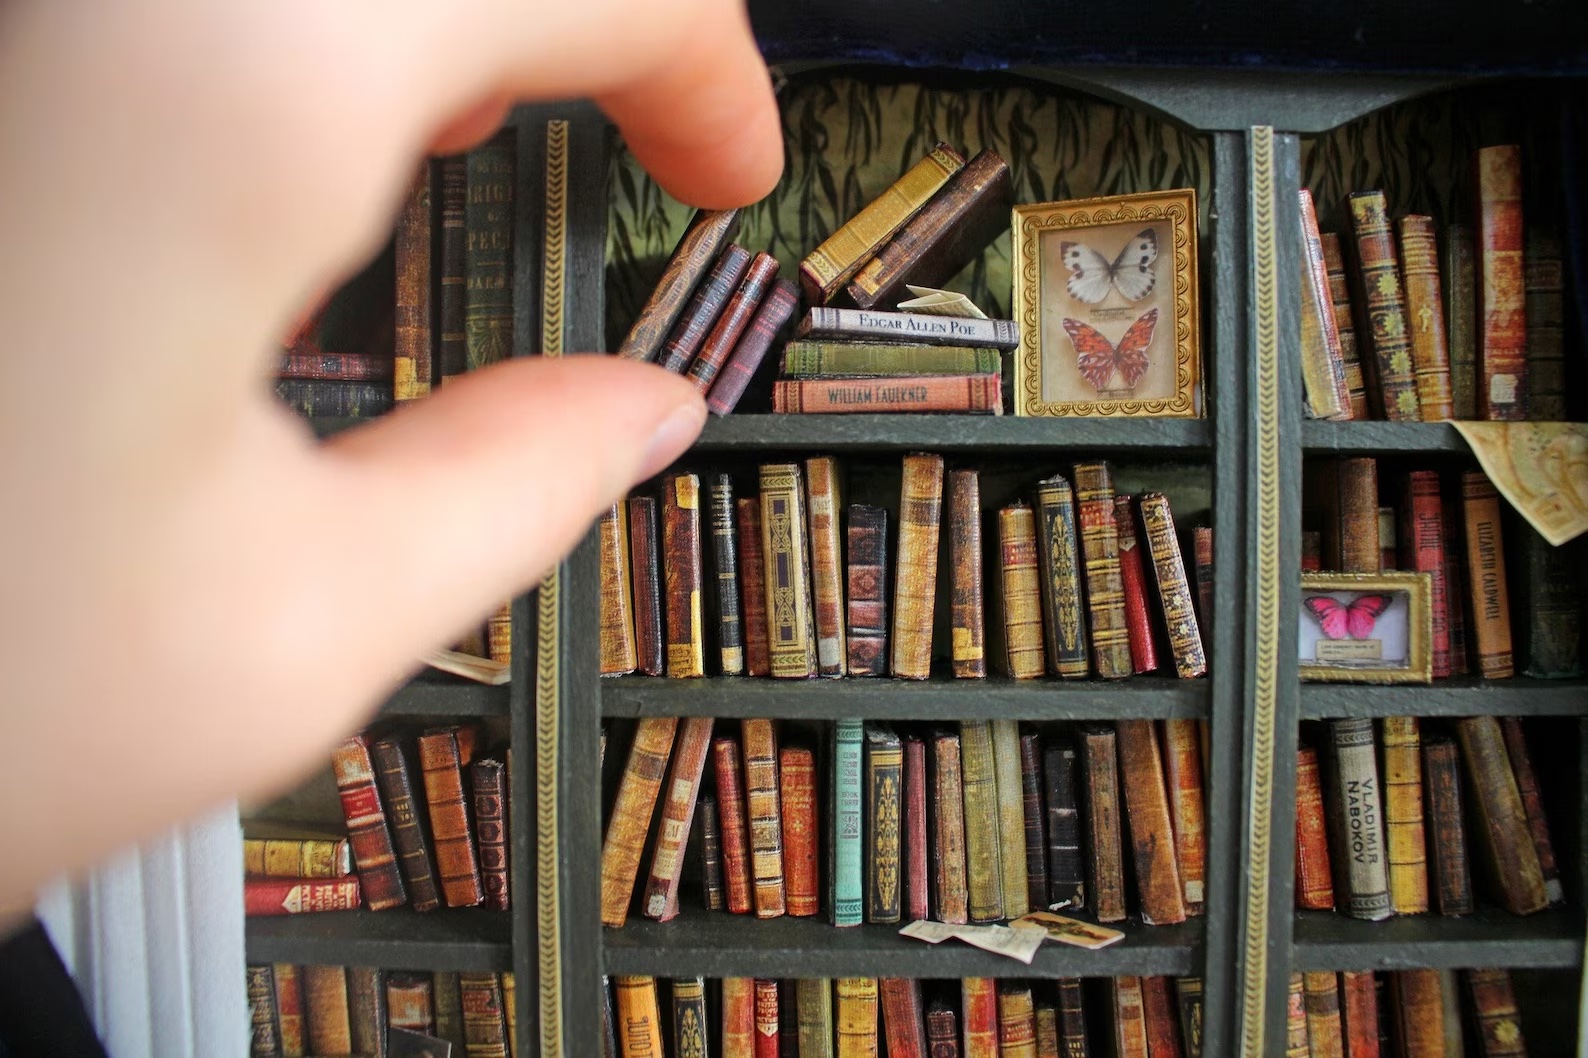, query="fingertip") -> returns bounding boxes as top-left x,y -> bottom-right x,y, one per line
621,93 -> 785,209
